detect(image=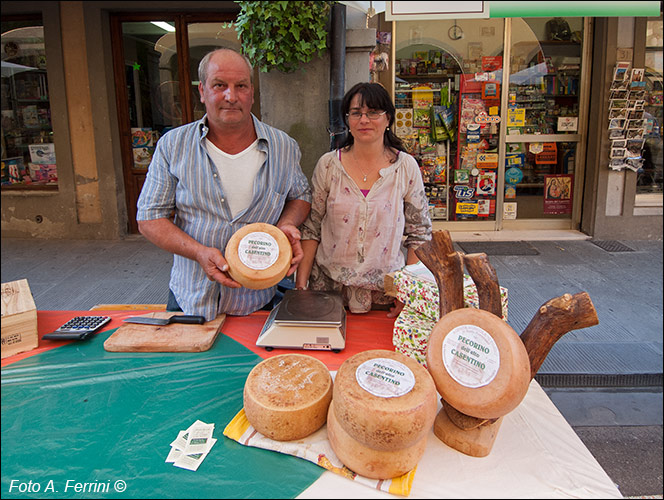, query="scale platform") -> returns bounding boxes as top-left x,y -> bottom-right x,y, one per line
256,289 -> 346,352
